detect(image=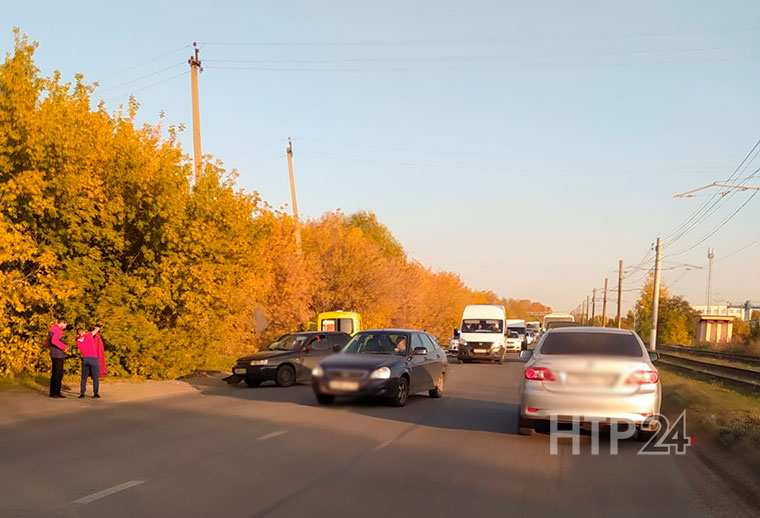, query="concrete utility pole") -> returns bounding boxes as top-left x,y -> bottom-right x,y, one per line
286,138 -> 303,255
706,248 -> 715,315
188,42 -> 203,187
601,278 -> 608,327
649,238 -> 663,351
616,259 -> 623,328
585,295 -> 590,325
591,289 -> 597,326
